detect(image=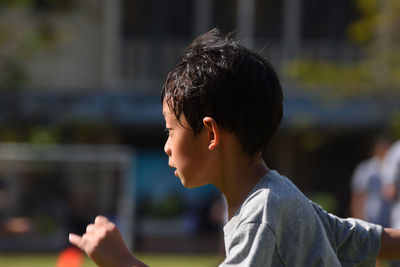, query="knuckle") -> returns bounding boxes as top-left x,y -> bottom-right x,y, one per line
98,227 -> 107,239
96,215 -> 107,222
107,222 -> 116,231
86,224 -> 94,232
